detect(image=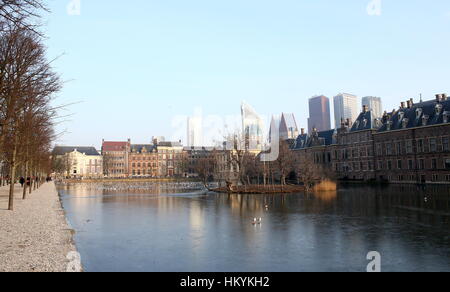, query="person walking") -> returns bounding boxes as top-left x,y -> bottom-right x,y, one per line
19,177 -> 25,188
